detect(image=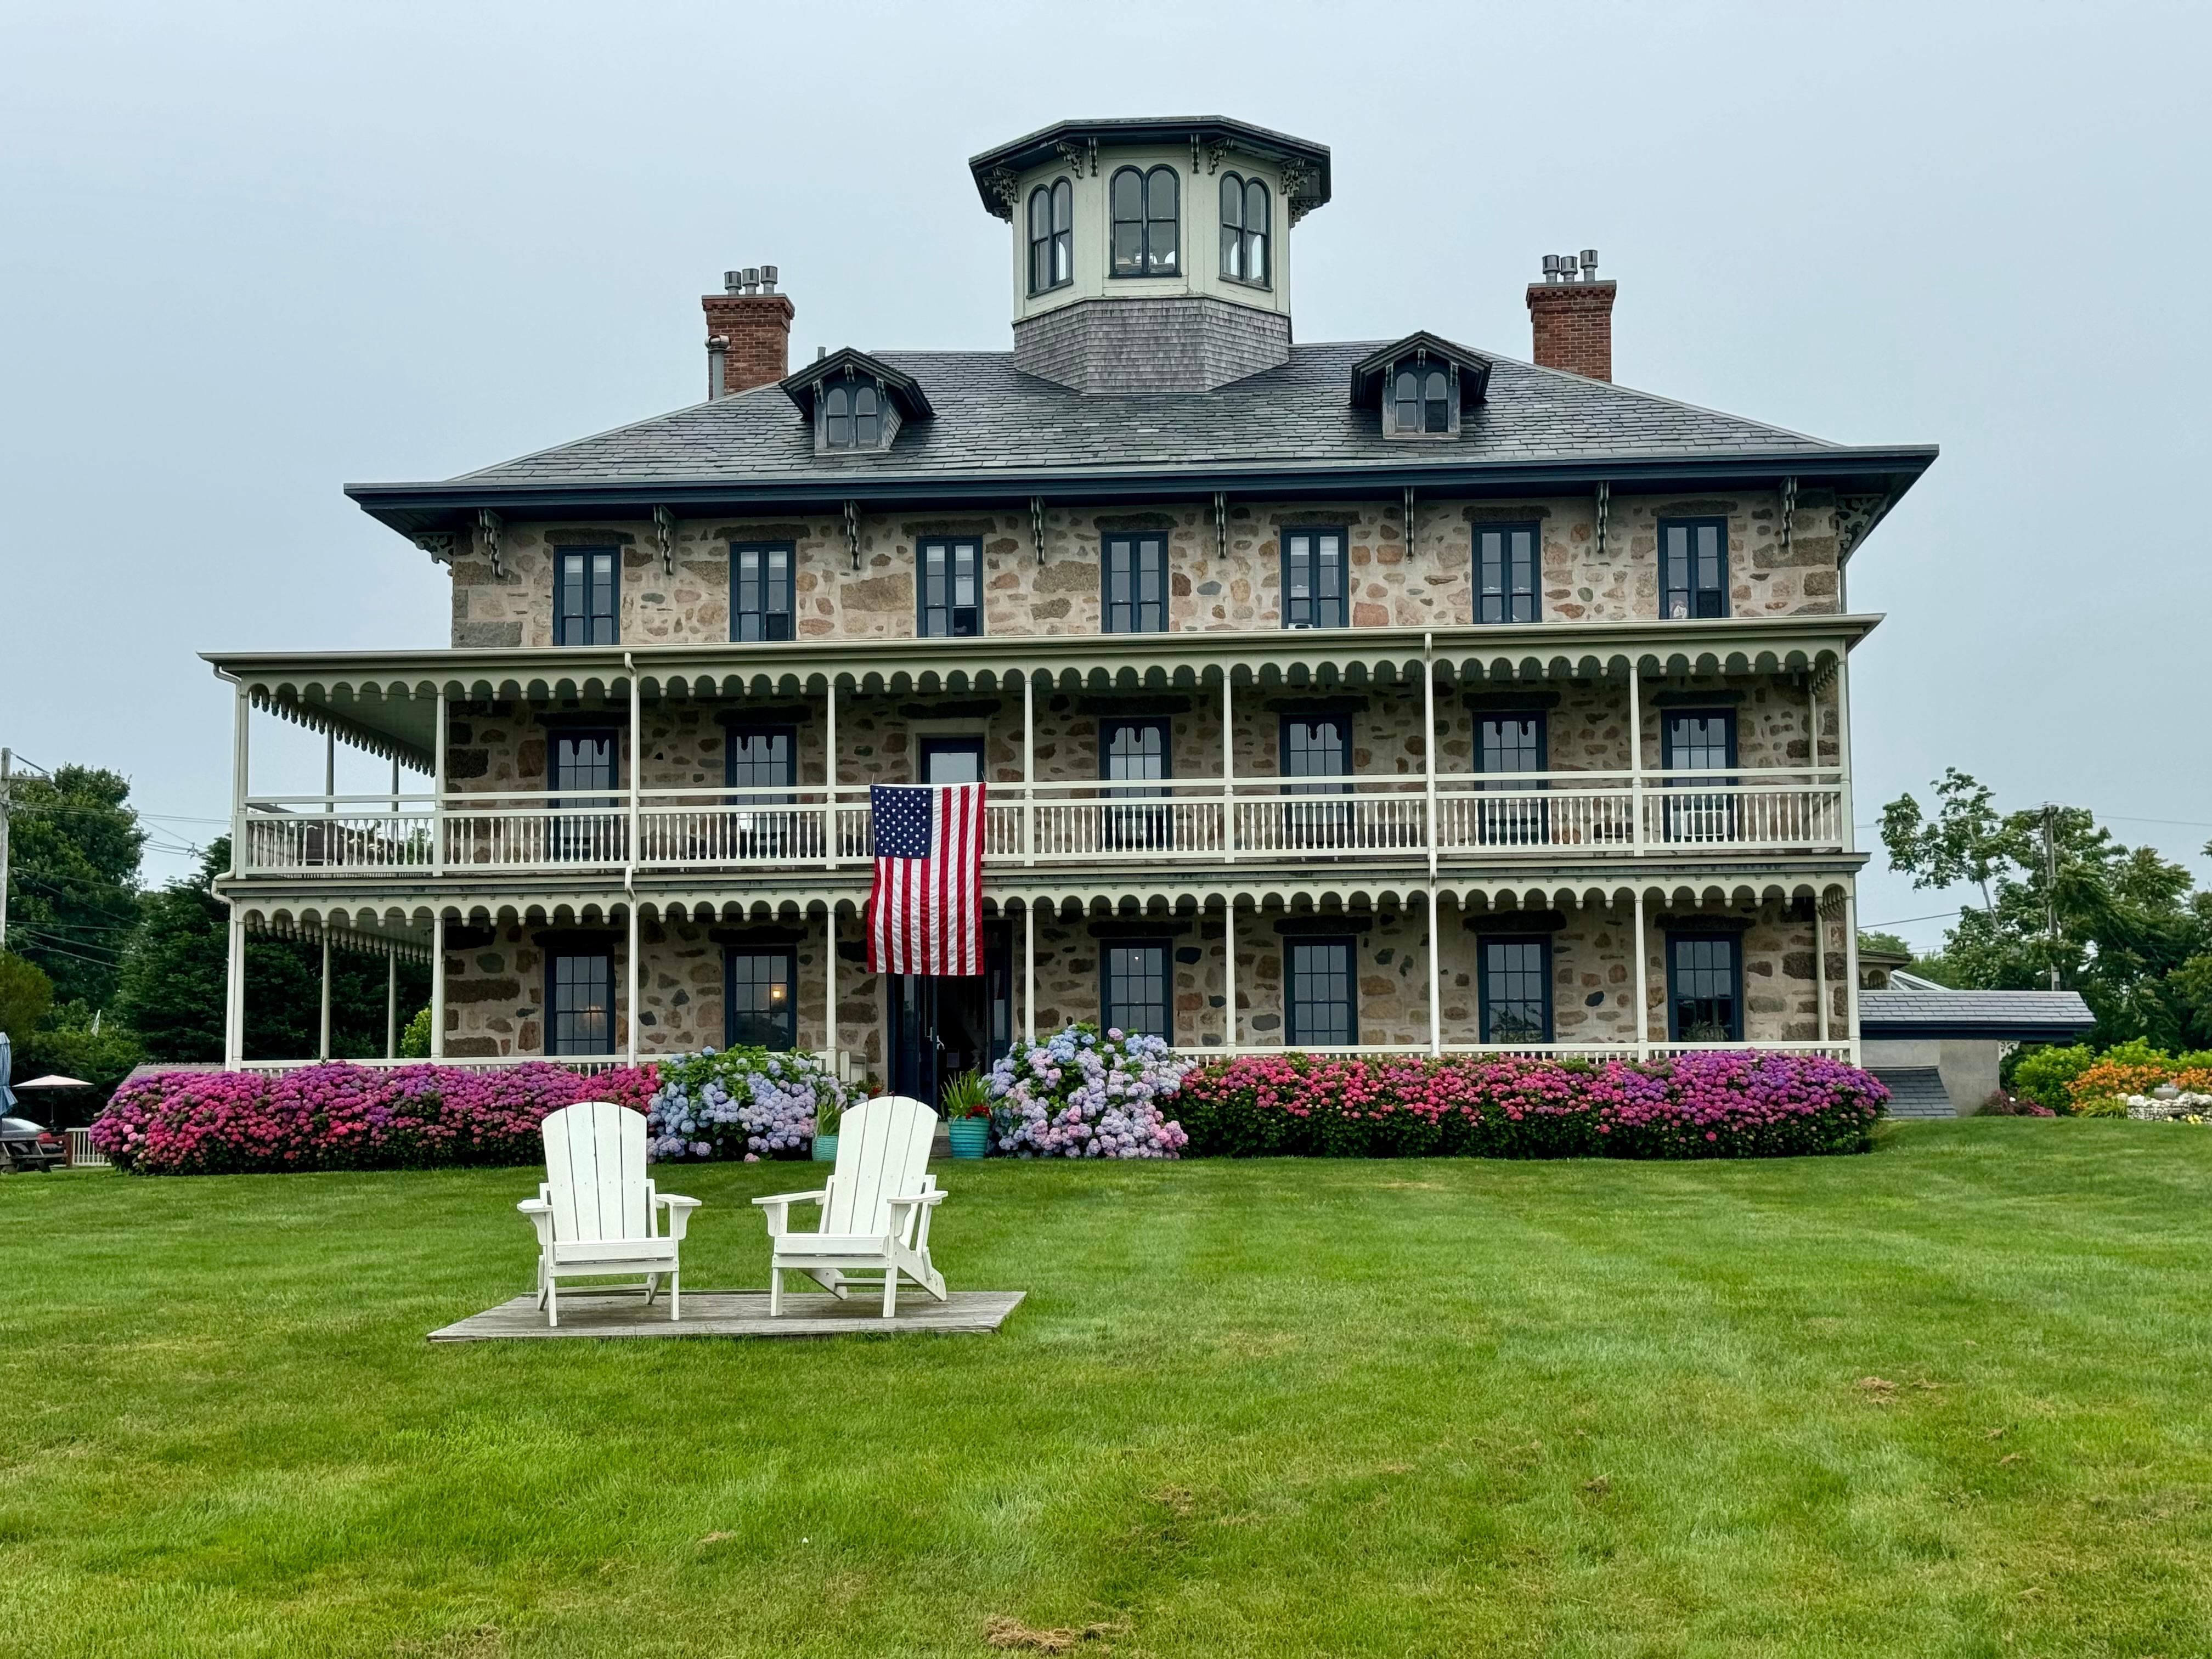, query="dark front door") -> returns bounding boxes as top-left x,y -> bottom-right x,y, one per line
888,923 -> 1010,1106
